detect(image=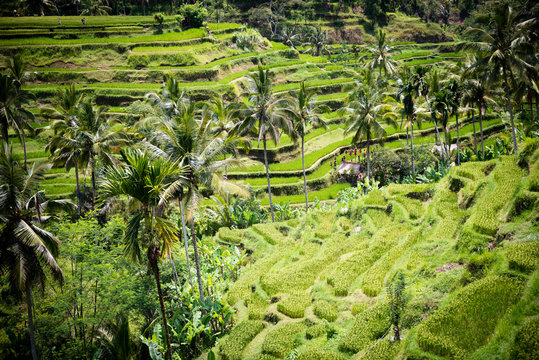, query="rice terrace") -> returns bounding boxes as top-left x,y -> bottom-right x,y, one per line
0,0 -> 538,359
